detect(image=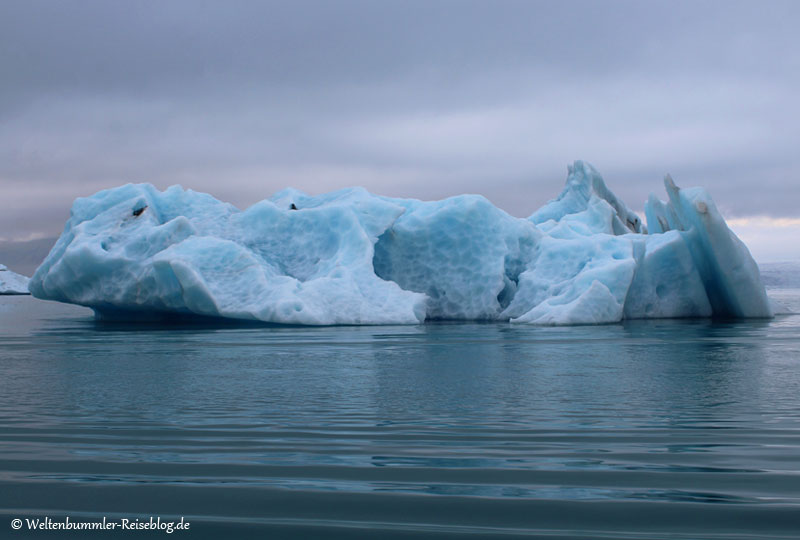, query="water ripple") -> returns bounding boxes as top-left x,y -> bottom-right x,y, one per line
2,295 -> 800,538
